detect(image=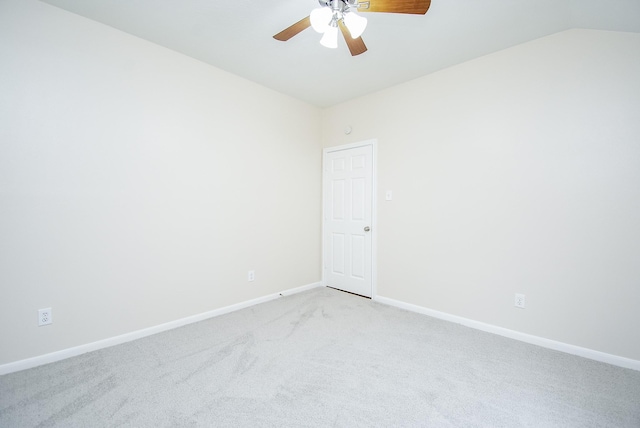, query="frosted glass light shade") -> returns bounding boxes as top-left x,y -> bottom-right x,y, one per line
320,25 -> 338,48
310,7 -> 332,33
343,12 -> 367,38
